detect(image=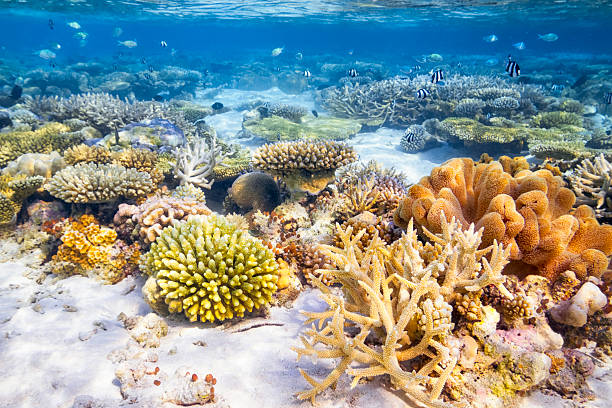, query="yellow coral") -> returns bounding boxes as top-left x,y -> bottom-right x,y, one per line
64,144 -> 112,165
